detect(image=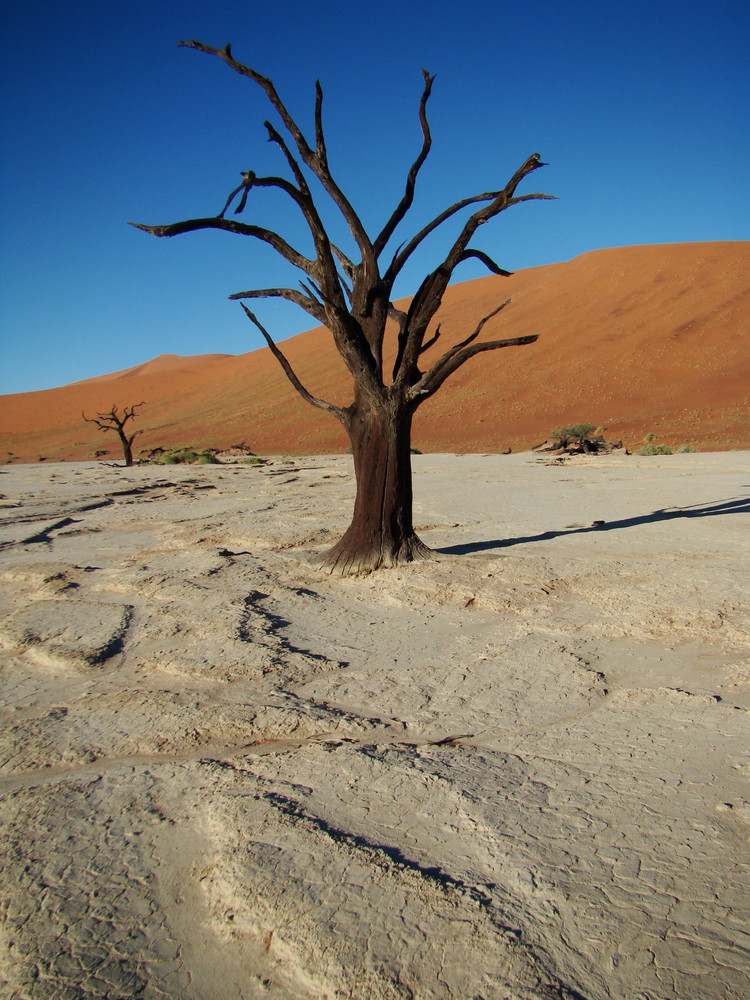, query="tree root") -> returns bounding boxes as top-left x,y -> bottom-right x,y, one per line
315,534 -> 433,577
